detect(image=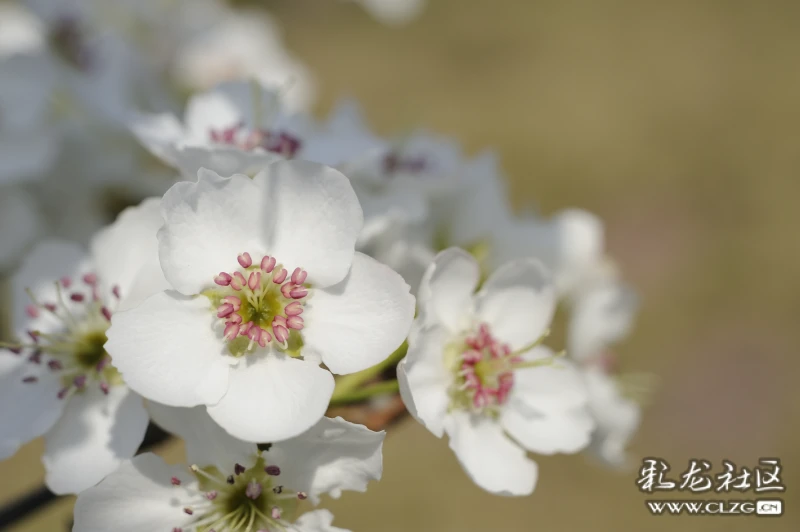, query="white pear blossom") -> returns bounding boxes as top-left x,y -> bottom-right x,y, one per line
0,198 -> 165,494
172,8 -> 315,112
398,248 -> 594,495
73,403 -> 383,532
105,161 -> 415,443
567,275 -> 643,467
